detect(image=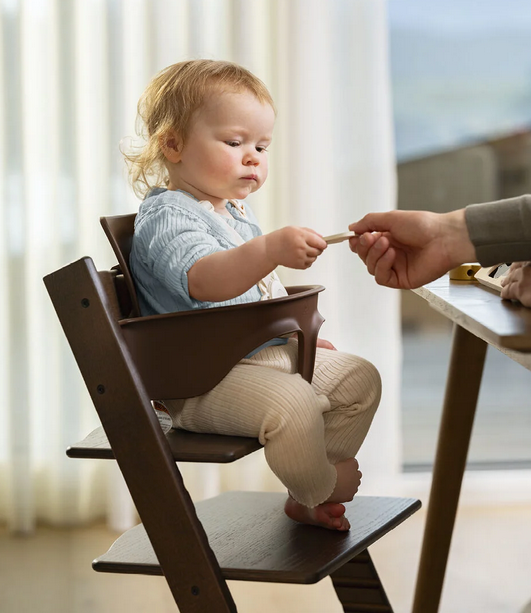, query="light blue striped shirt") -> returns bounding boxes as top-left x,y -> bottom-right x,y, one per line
130,188 -> 287,355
